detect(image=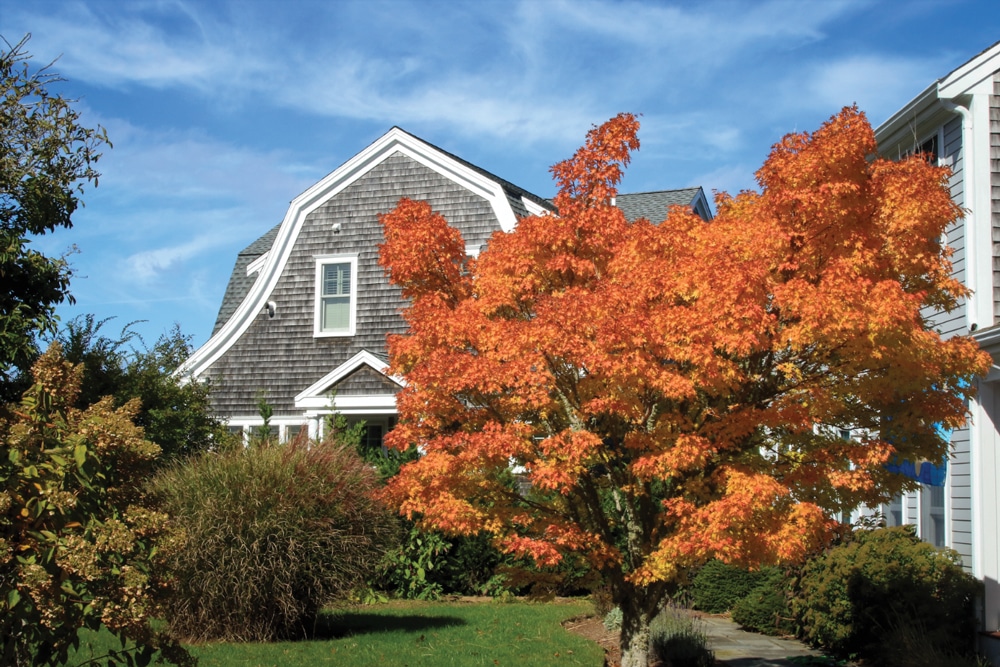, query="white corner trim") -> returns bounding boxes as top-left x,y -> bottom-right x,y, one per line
246,252 -> 269,277
178,127 -> 521,379
294,349 -> 405,409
